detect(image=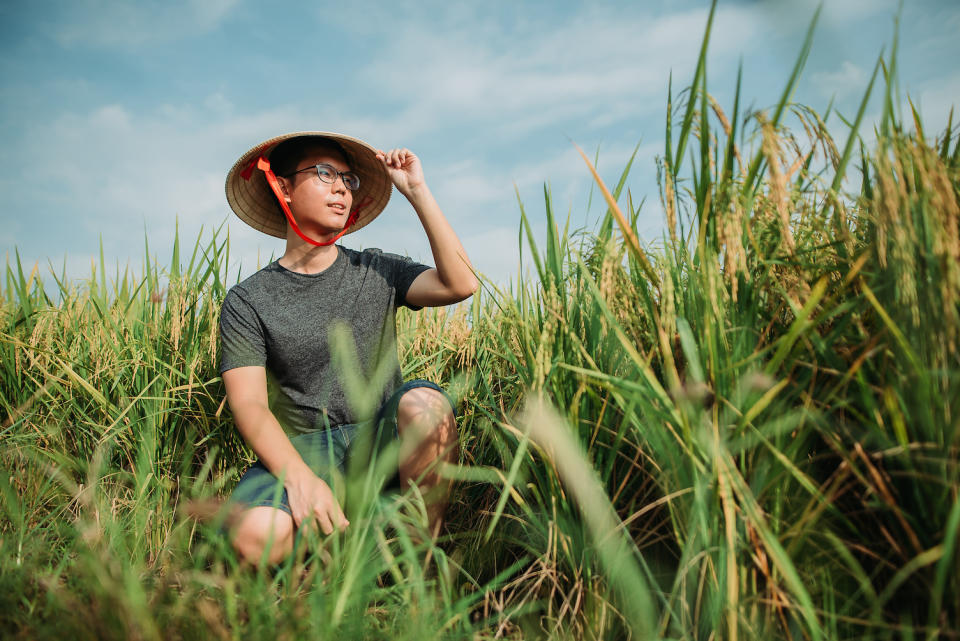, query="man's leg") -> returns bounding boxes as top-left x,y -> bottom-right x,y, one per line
231,506 -> 295,565
395,386 -> 459,536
